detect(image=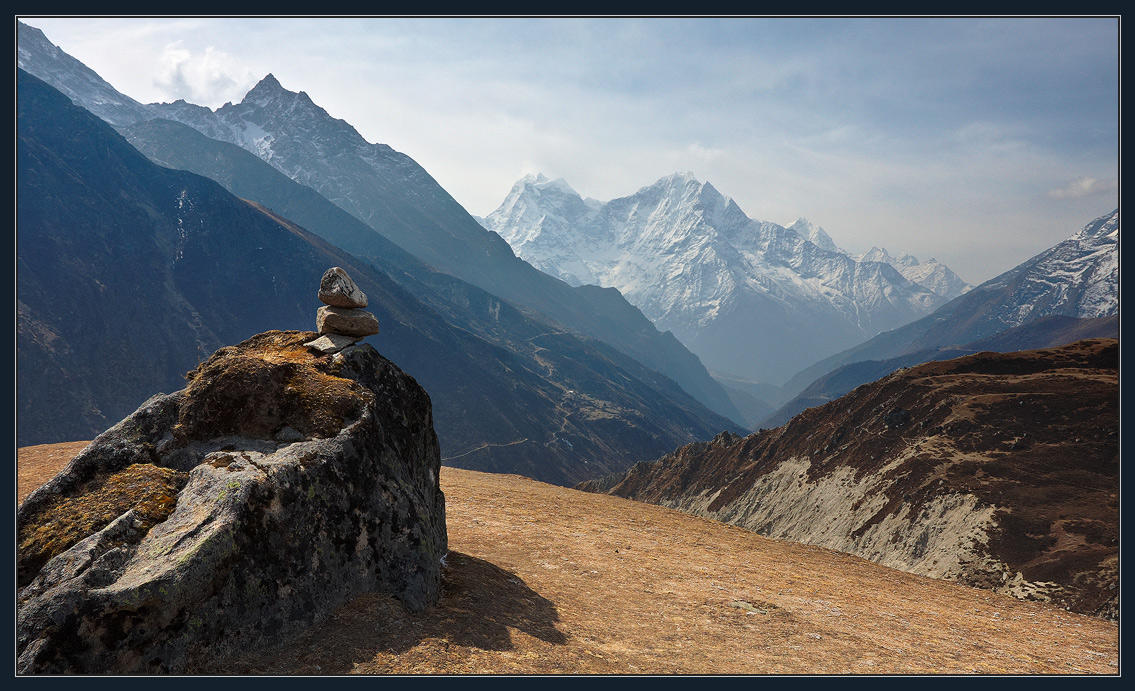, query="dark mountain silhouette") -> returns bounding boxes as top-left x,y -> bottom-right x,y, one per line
16,69 -> 739,485
761,314 -> 1118,429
